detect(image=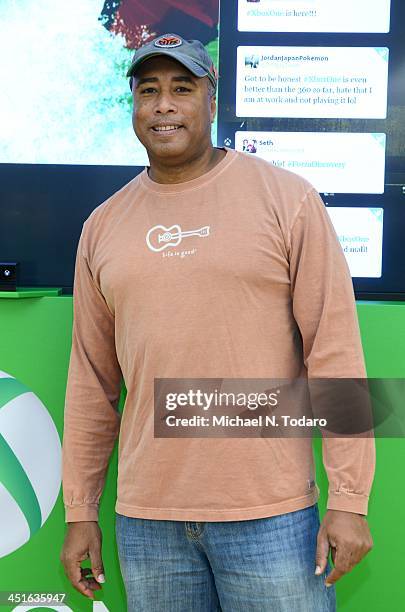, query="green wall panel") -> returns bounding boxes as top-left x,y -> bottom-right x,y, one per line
0,296 -> 403,611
